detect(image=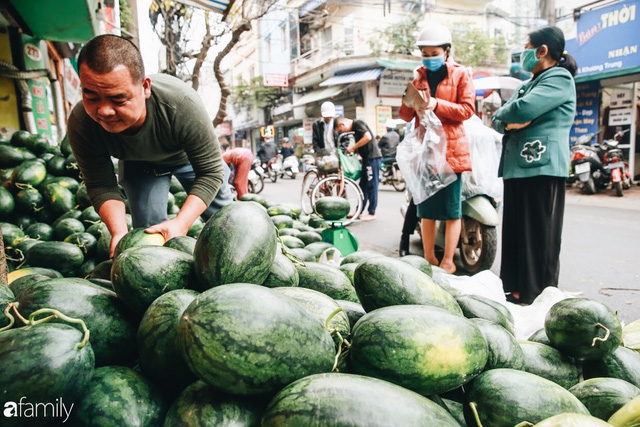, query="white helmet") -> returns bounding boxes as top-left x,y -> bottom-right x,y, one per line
416,23 -> 452,47
385,119 -> 396,129
321,101 -> 336,118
